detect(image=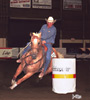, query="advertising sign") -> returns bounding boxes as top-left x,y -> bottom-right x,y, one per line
0,48 -> 12,58
32,0 -> 52,9
10,0 -> 31,8
63,0 -> 82,10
